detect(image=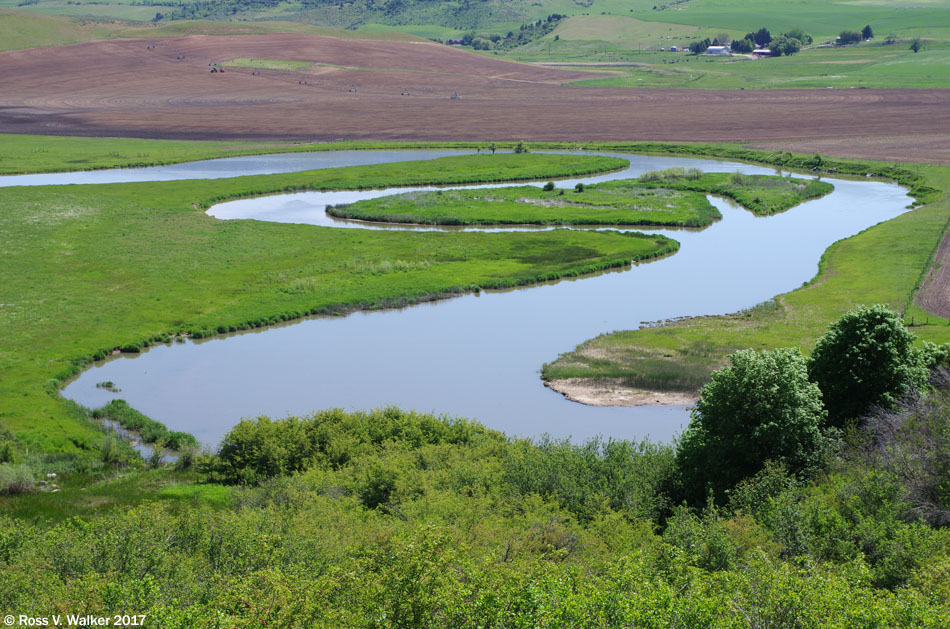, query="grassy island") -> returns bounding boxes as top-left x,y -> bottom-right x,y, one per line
328,180 -> 720,227
327,171 -> 833,228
